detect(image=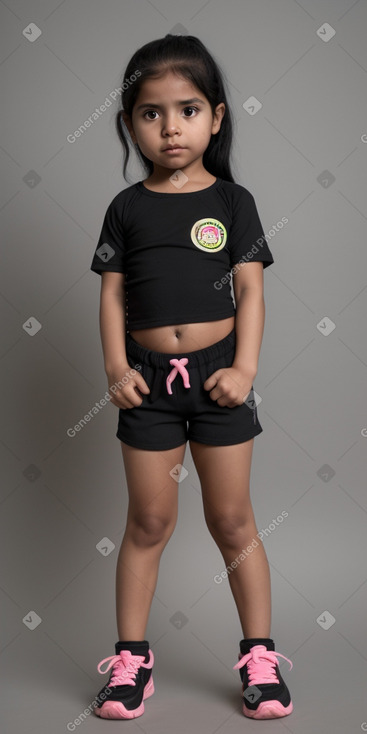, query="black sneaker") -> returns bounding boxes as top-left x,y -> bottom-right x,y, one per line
94,641 -> 154,719
233,639 -> 293,719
